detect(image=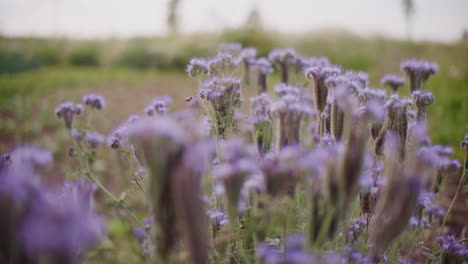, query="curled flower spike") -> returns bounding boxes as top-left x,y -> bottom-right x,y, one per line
268,48 -> 297,84
412,90 -> 434,122
199,76 -> 243,138
82,93 -> 105,110
250,93 -> 273,155
145,96 -> 173,116
400,59 -> 439,92
55,101 -> 82,129
106,115 -> 140,149
186,57 -> 208,78
271,85 -> 313,148
213,138 -> 258,223
304,65 -> 341,117
380,74 -> 405,93
253,58 -> 274,93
